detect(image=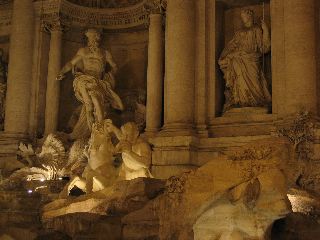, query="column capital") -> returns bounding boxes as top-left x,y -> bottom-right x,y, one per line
42,19 -> 66,33
144,0 -> 167,28
144,0 -> 167,15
